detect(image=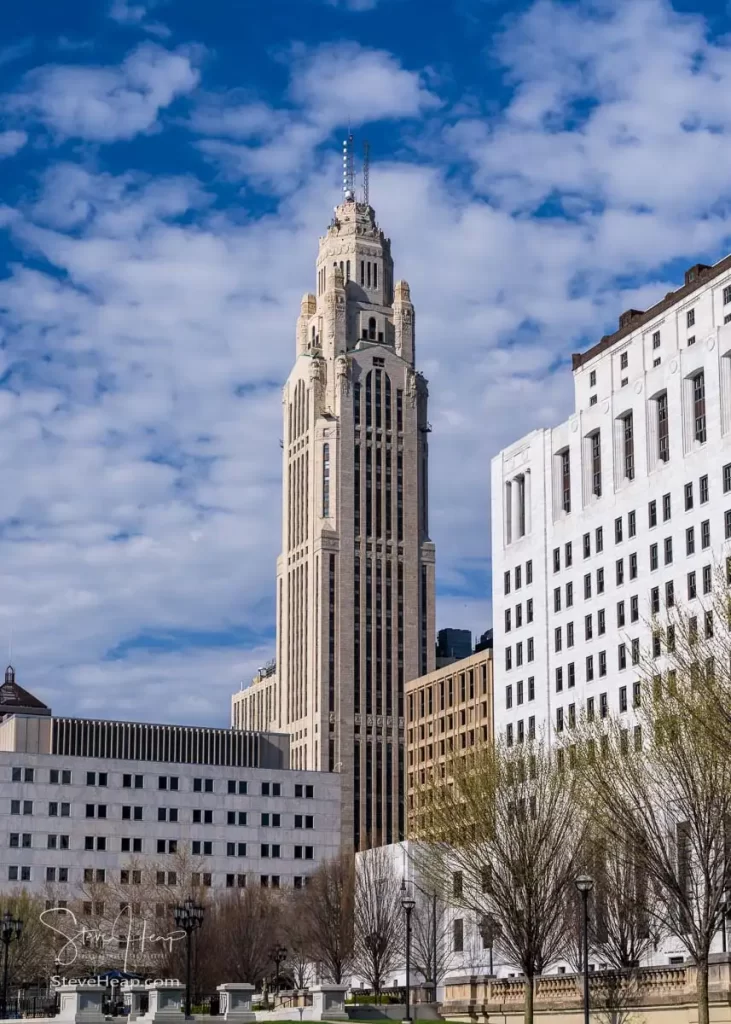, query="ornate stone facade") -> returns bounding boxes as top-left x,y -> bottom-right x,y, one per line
233,195 -> 436,850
